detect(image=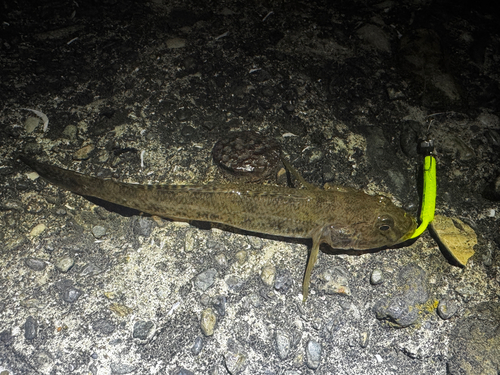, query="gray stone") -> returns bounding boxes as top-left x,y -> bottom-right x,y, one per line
274,269 -> 293,294
356,24 -> 390,53
55,208 -> 67,216
62,287 -> 82,303
61,124 -> 77,139
275,331 -> 291,360
54,278 -> 73,291
166,38 -> 186,49
437,299 -> 459,320
306,340 -> 322,369
133,320 -> 154,340
25,258 -> 46,271
370,269 -> 384,285
55,256 -> 74,273
448,302 -> 500,375
224,350 -> 247,374
195,268 -> 217,292
191,336 -> 203,356
234,250 -> 247,265
320,267 -> 351,295
215,253 -> 228,268
92,225 -> 107,239
246,236 -> 263,250
80,262 -> 102,276
93,318 -> 116,335
373,264 -> 428,328
211,295 -> 226,316
225,275 -> 244,291
261,265 -> 276,286
0,329 -> 13,345
132,216 -> 154,237
24,316 -> 37,340
24,116 -> 40,133
110,362 -> 136,374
